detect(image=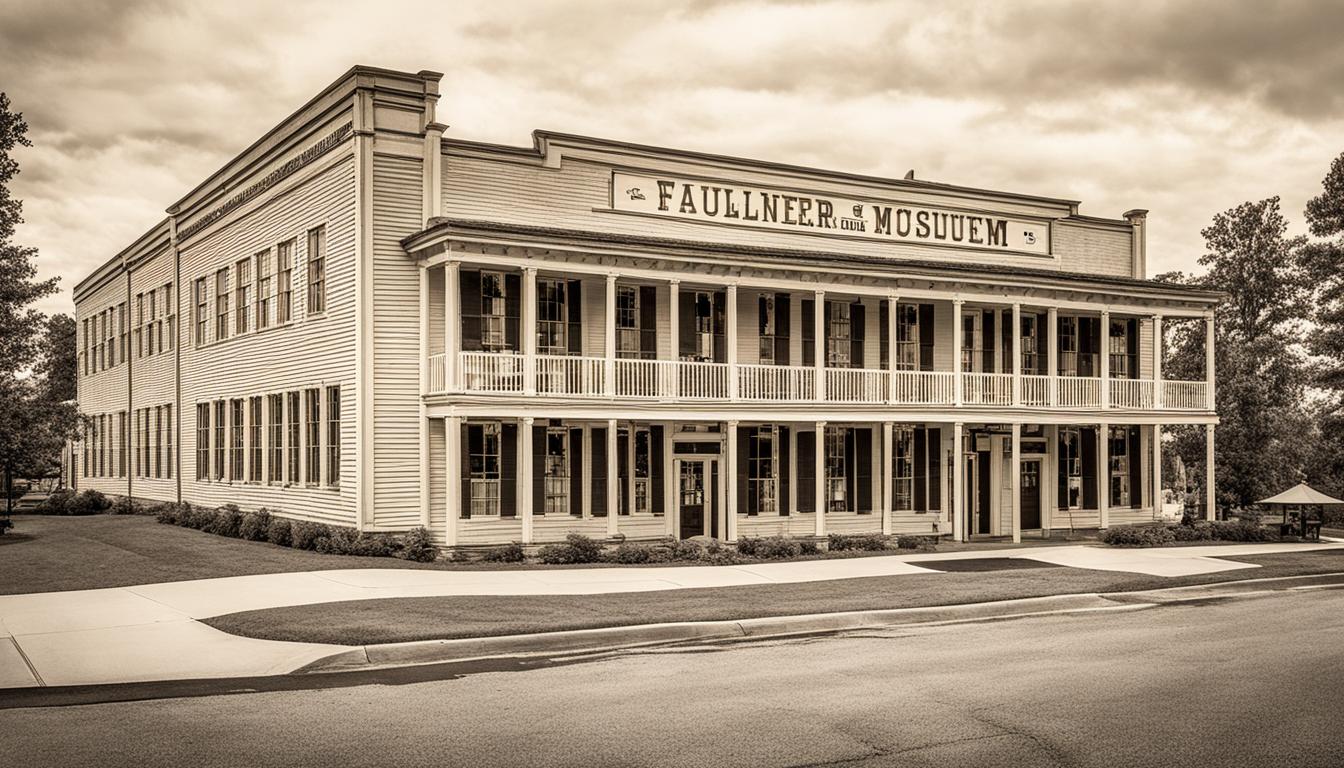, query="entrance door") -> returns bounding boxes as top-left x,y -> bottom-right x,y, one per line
1021,459 -> 1042,529
679,460 -> 708,539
